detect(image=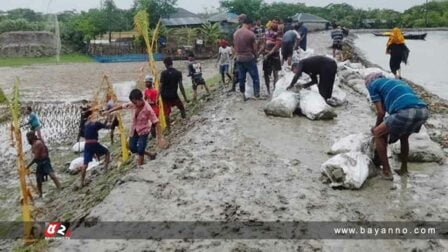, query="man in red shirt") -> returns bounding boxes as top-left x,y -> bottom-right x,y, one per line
259,18 -> 283,95
144,75 -> 159,138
